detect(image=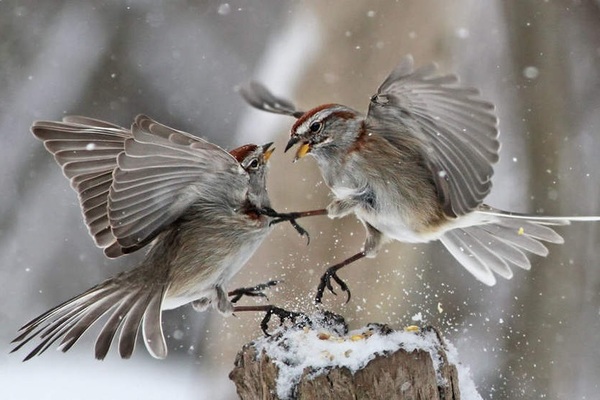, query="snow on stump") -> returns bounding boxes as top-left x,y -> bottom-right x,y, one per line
230,311 -> 477,400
